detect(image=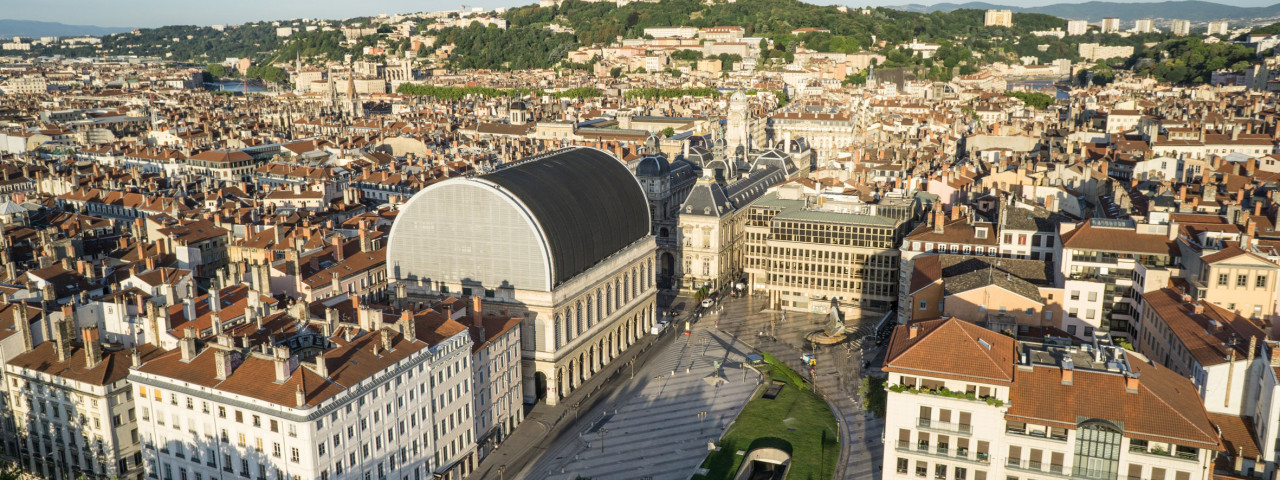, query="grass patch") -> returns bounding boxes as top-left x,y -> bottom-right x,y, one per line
693,380 -> 839,480
760,352 -> 808,391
